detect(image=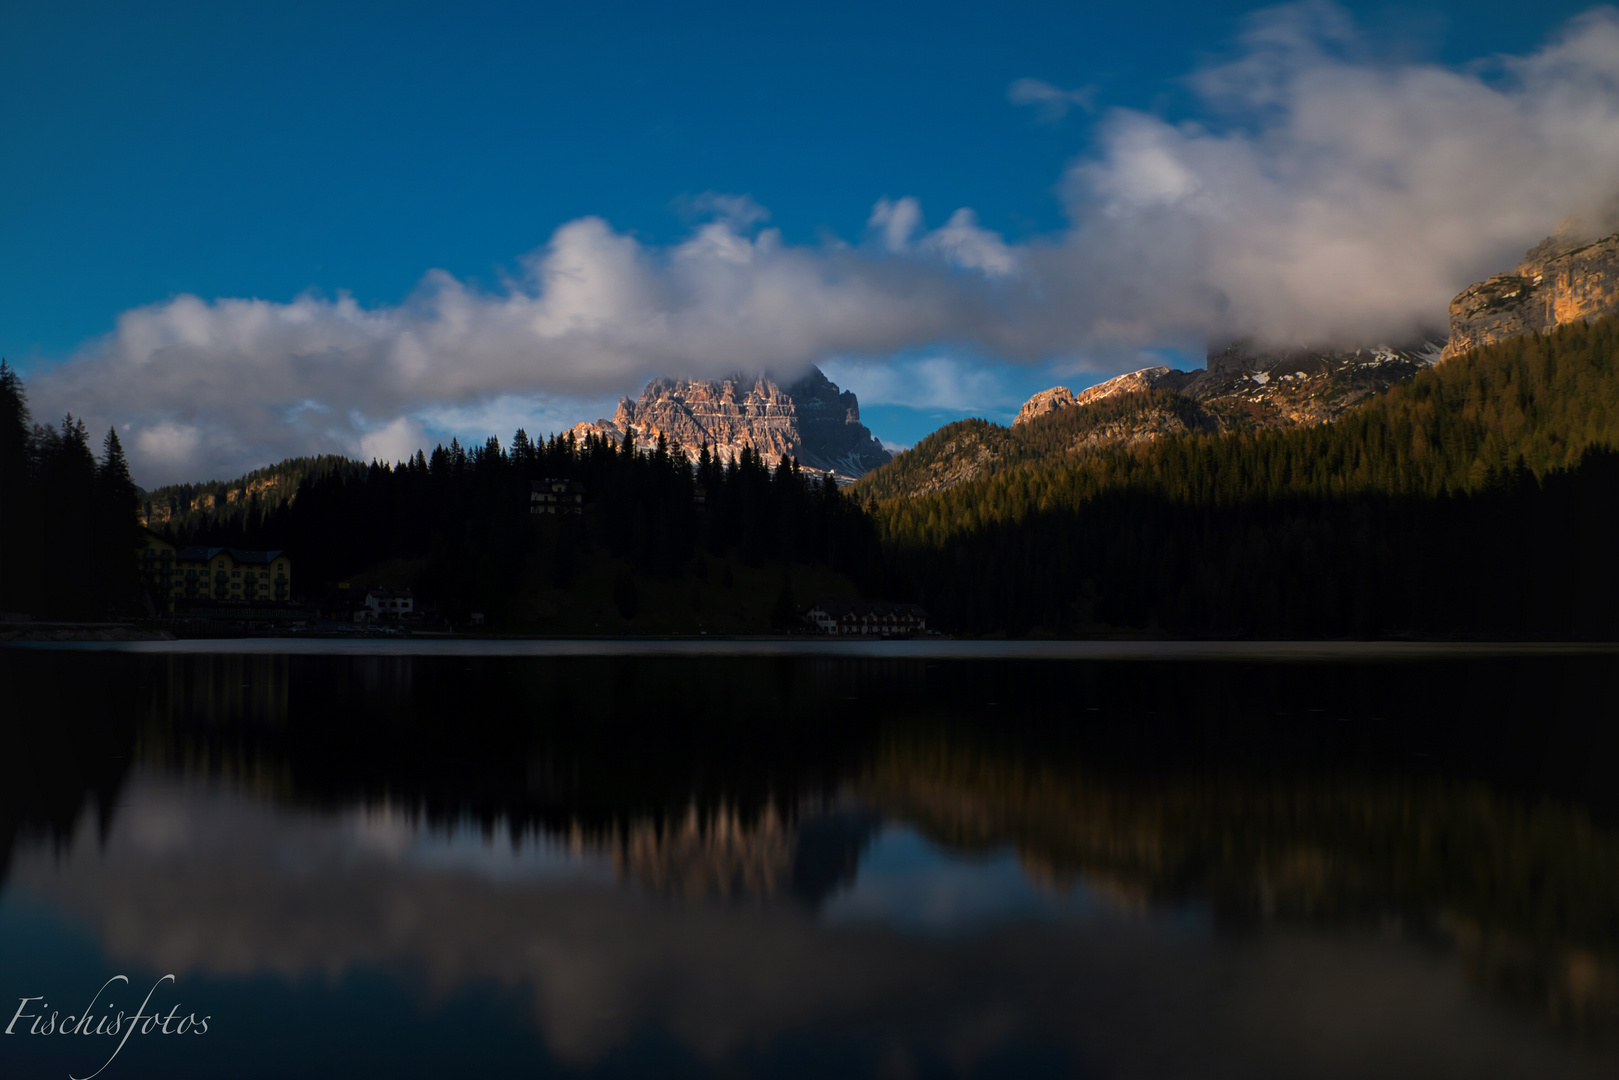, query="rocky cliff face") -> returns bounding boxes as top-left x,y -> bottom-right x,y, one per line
1017,339 -> 1441,437
1013,387 -> 1079,426
1443,233 -> 1619,359
571,366 -> 891,478
140,475 -> 284,526
1013,370 -> 1168,425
